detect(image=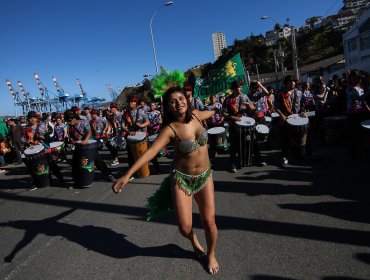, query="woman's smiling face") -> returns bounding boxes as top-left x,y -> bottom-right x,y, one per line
168,91 -> 188,116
